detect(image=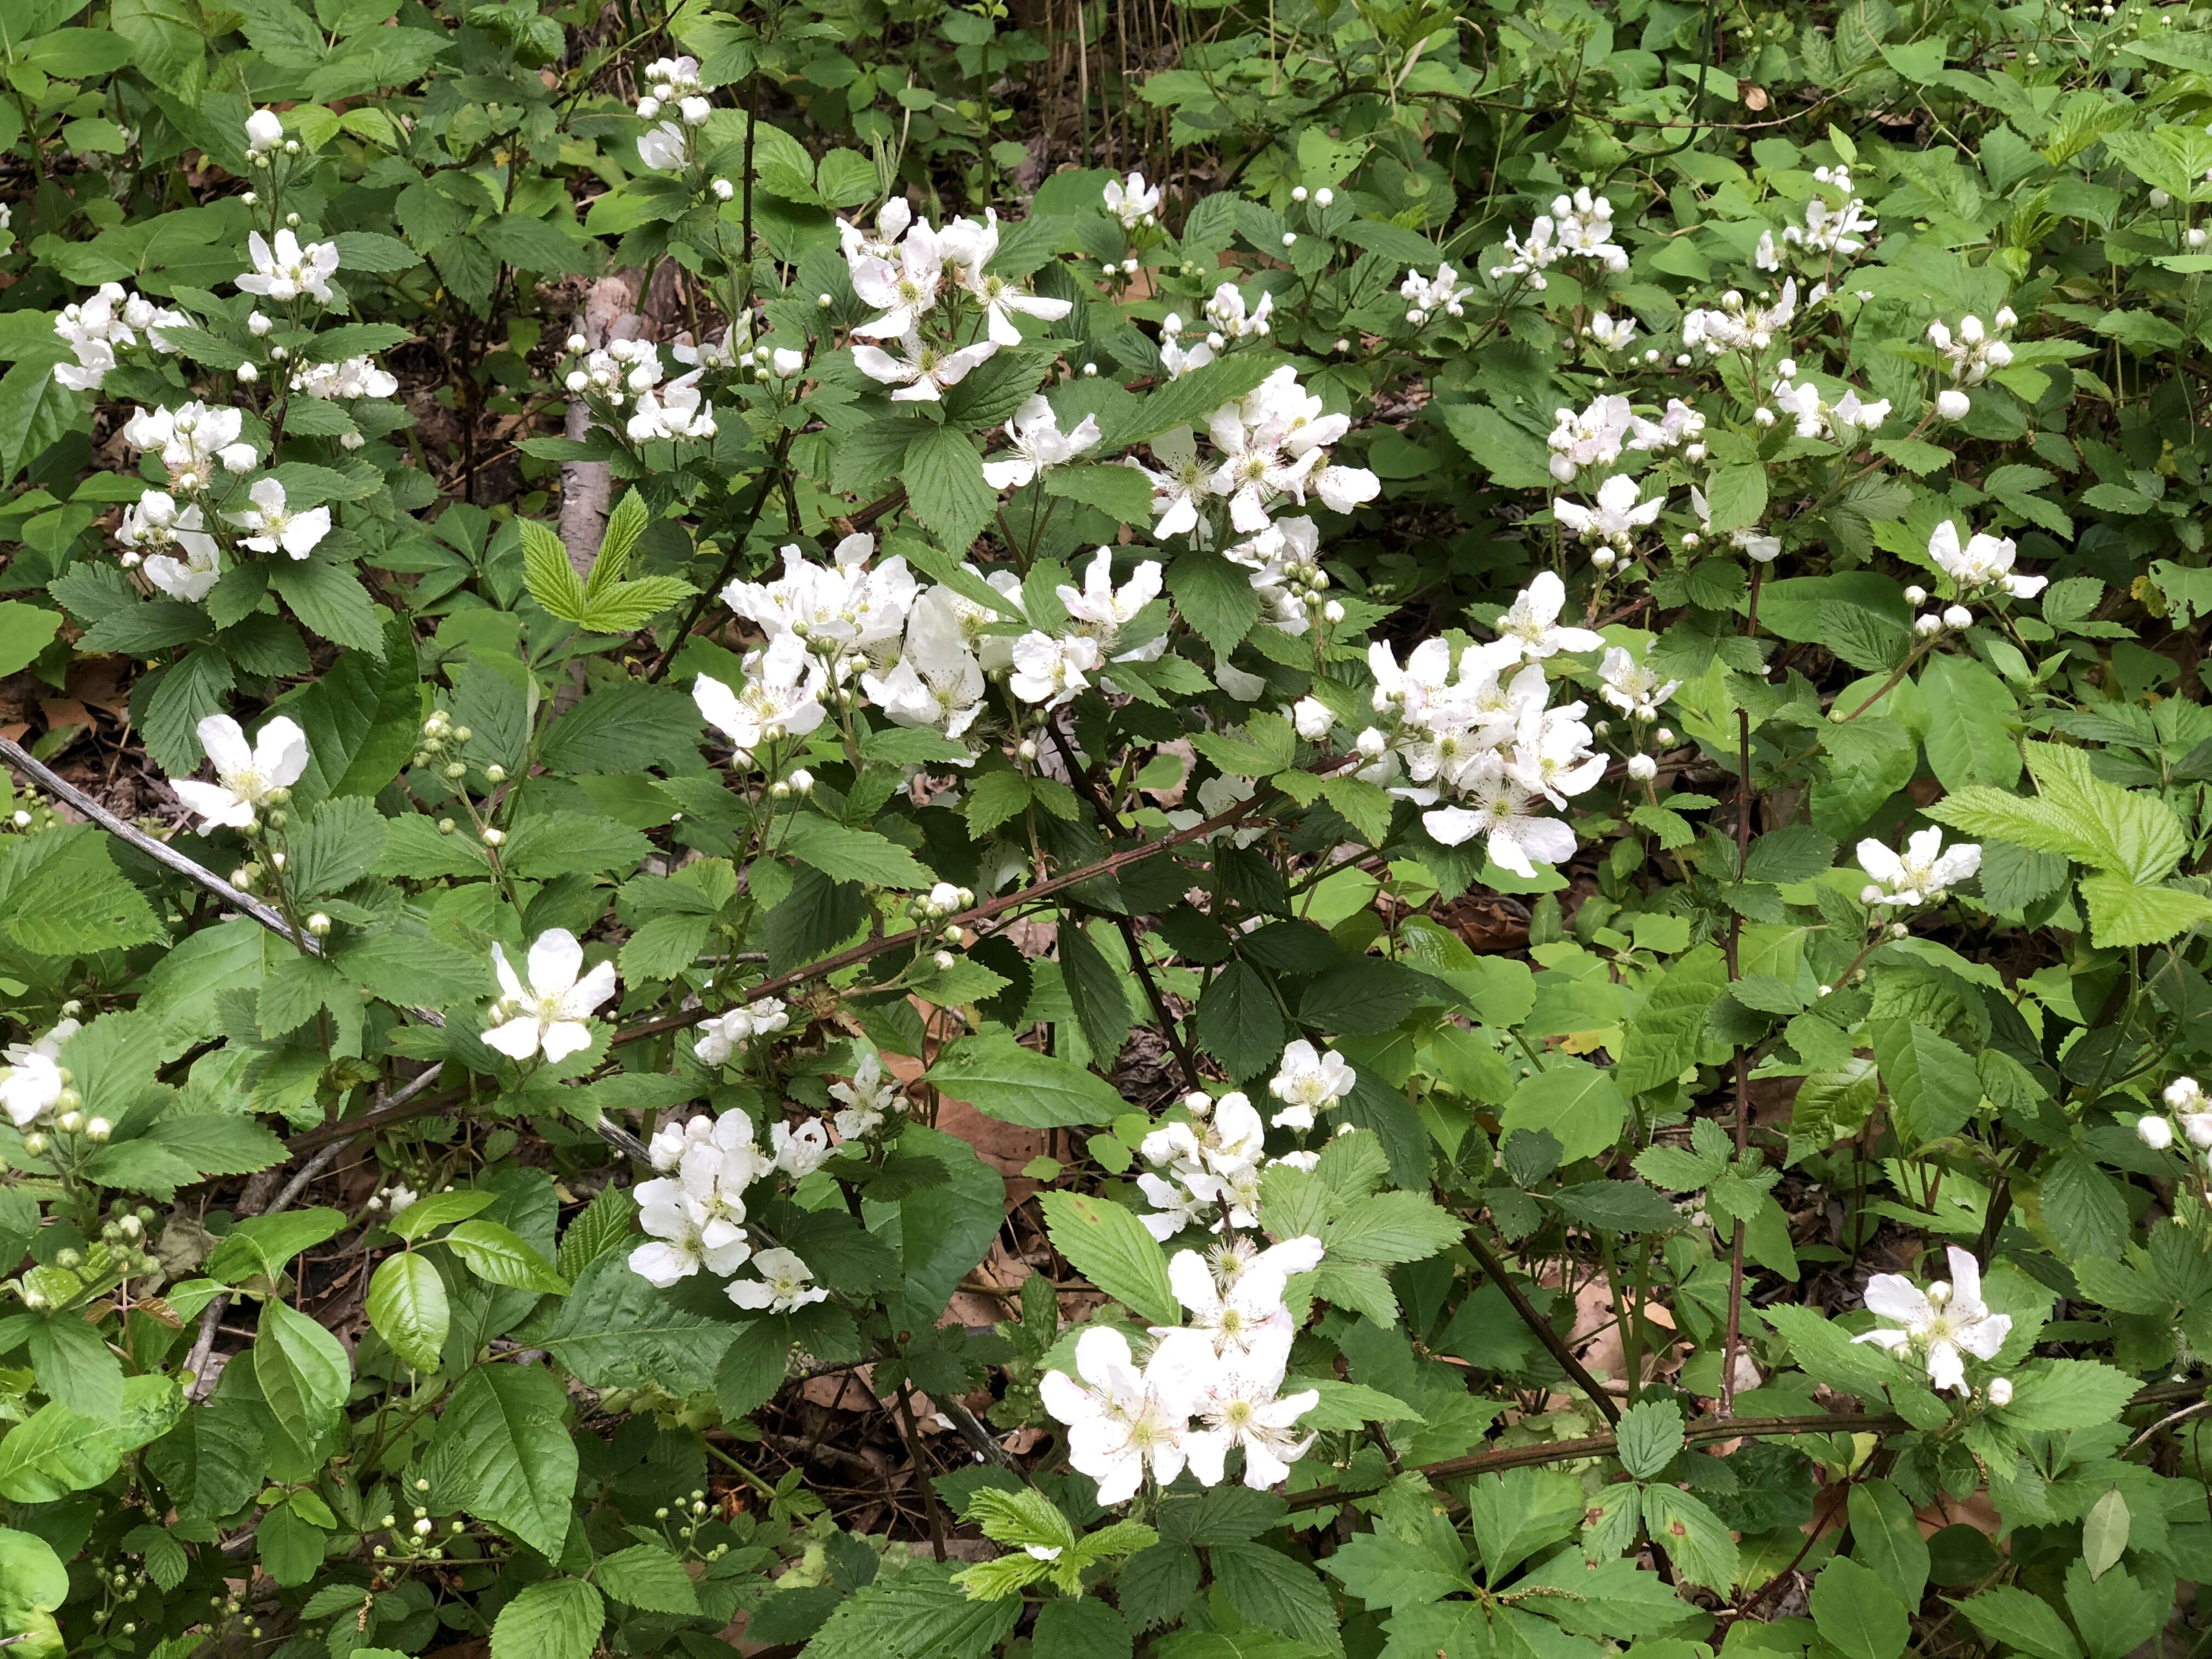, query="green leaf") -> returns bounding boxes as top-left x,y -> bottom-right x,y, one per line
26,1316 -> 124,1421
1847,1480 -> 1930,1605
1811,1556 -> 1911,1659
251,1299 -> 352,1452
520,519 -> 587,619
366,1252 -> 450,1372
1954,1587 -> 2083,1659
902,424 -> 996,556
0,827 -> 165,958
1871,1021 -> 1981,1146
1702,464 -> 1769,535
780,811 -> 930,889
927,1030 -> 1125,1126
556,1184 -> 639,1283
1132,353 -> 1284,440
1043,462 -> 1154,521
2082,1488 -> 2129,1582
1060,920 -> 1134,1064
1615,944 -> 1727,1094
538,1248 -> 736,1396
2080,874 -> 2212,947
0,601 -> 61,678
595,1542 -> 701,1613
489,1578 -> 604,1659
206,1208 -> 348,1285
1920,653 -> 2021,791
1499,1059 -> 1628,1165
442,1220 -> 569,1294
269,556 -> 386,654
808,1562 -> 1020,1659
1615,1397 -> 1684,1479
1167,550 -> 1262,658
1997,1359 -> 2138,1431
1197,961 -> 1288,1079
1038,1191 -> 1180,1324
436,1363 -> 579,1560
1324,1193 -> 1462,1265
